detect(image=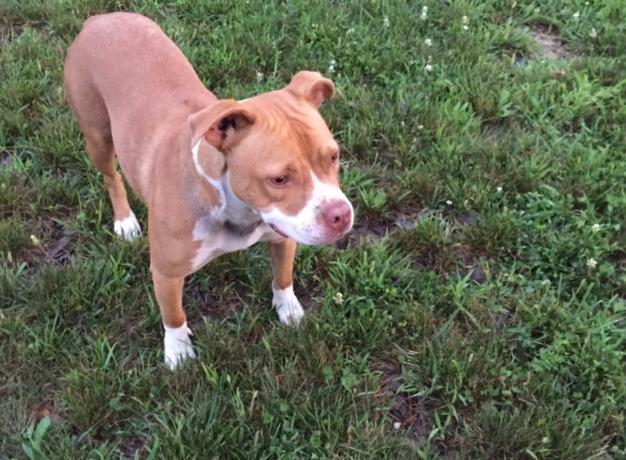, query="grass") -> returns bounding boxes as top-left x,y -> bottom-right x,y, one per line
1,0 -> 626,458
